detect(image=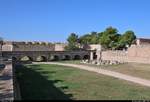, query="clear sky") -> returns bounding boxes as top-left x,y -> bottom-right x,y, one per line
0,0 -> 150,42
